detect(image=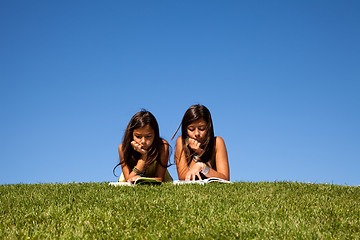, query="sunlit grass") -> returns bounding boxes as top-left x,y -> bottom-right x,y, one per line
1,182 -> 359,239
